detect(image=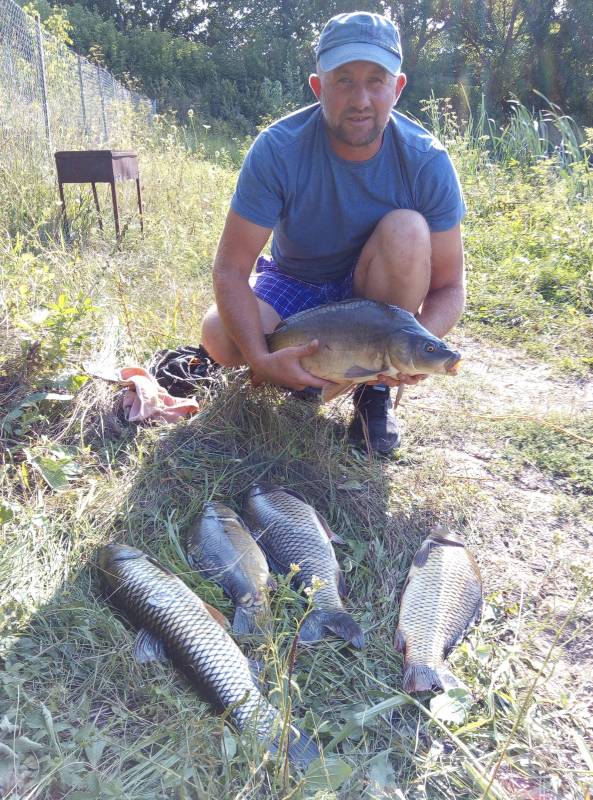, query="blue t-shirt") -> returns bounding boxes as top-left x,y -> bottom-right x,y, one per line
231,103 -> 465,283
